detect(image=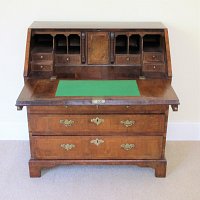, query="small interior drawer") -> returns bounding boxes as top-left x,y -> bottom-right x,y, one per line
143,64 -> 165,73
115,55 -> 141,65
31,63 -> 53,71
31,53 -> 53,61
31,135 -> 163,159
55,54 -> 81,65
143,53 -> 164,62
